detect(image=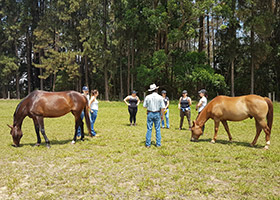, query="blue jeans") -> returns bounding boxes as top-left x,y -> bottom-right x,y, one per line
146,112 -> 161,147
77,111 -> 85,137
161,109 -> 170,128
90,109 -> 98,136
